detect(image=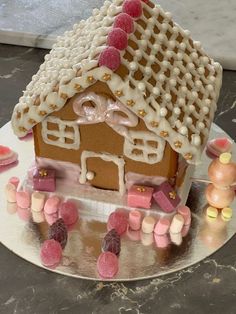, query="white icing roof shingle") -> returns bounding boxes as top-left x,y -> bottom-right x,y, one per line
11,0 -> 222,164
